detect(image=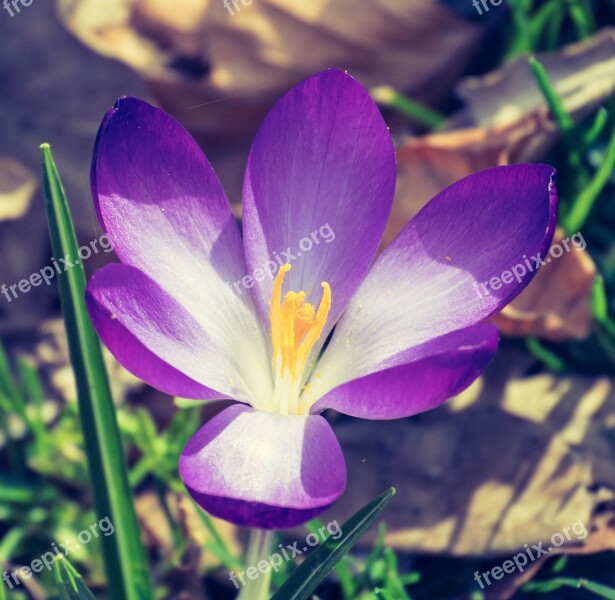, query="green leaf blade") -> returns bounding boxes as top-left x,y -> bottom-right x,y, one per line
272,487 -> 396,600
40,144 -> 152,600
54,555 -> 97,600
